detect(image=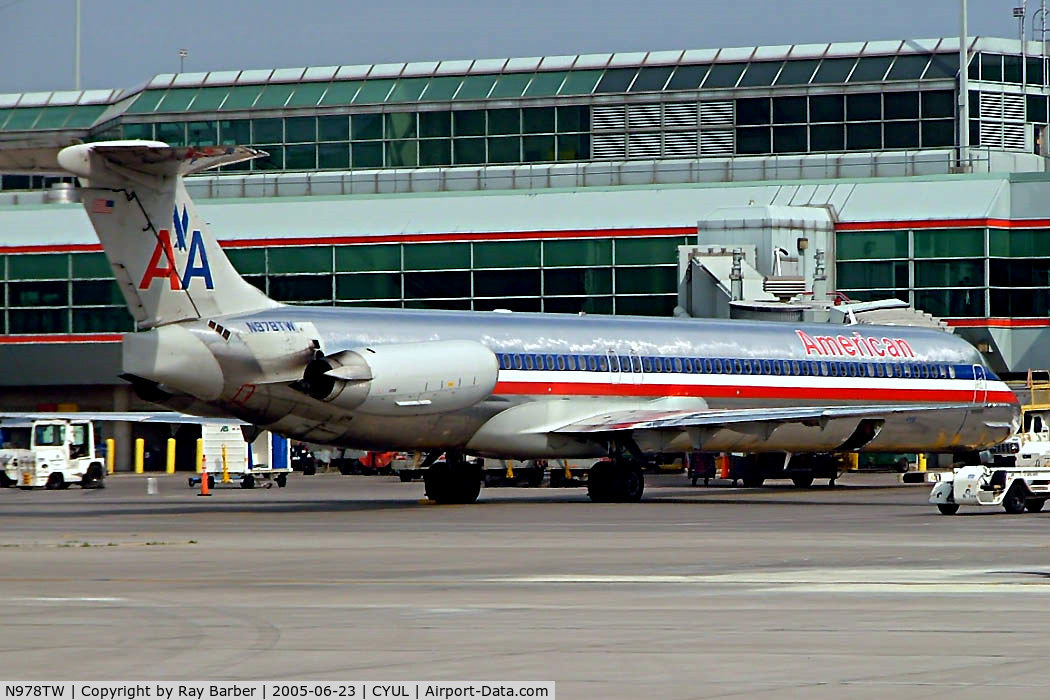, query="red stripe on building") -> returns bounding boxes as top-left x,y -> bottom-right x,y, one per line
836,218 -> 1050,231
946,318 -> 1050,328
0,333 -> 123,344
493,381 -> 1017,404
